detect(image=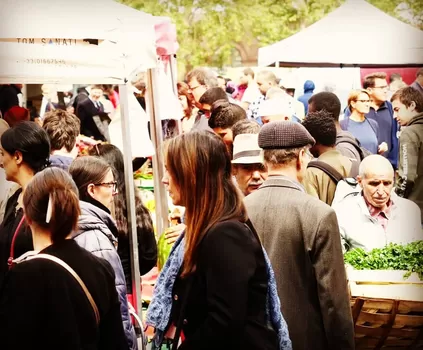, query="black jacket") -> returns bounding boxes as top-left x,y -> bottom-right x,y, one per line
0,239 -> 129,350
0,189 -> 33,289
76,98 -> 108,141
169,220 -> 278,350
